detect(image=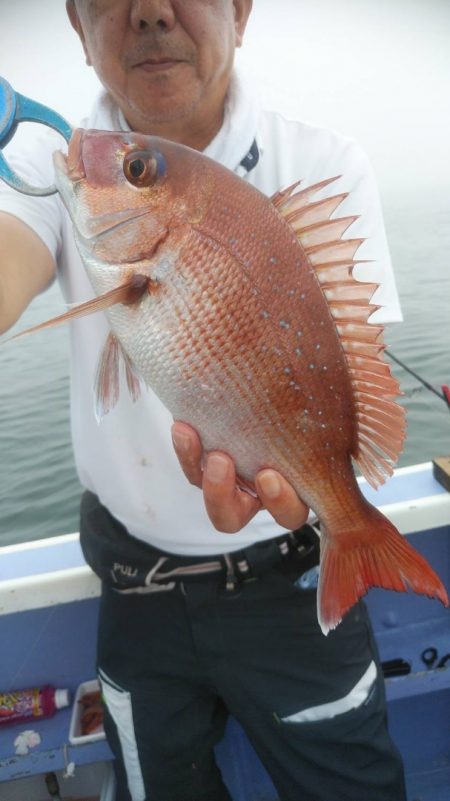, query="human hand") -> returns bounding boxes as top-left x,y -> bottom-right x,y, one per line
171,421 -> 310,534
